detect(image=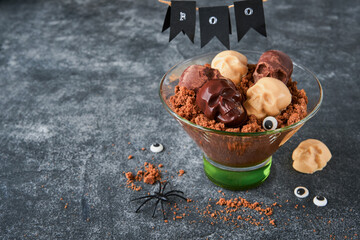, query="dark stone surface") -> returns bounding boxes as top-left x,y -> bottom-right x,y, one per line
0,0 -> 359,239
